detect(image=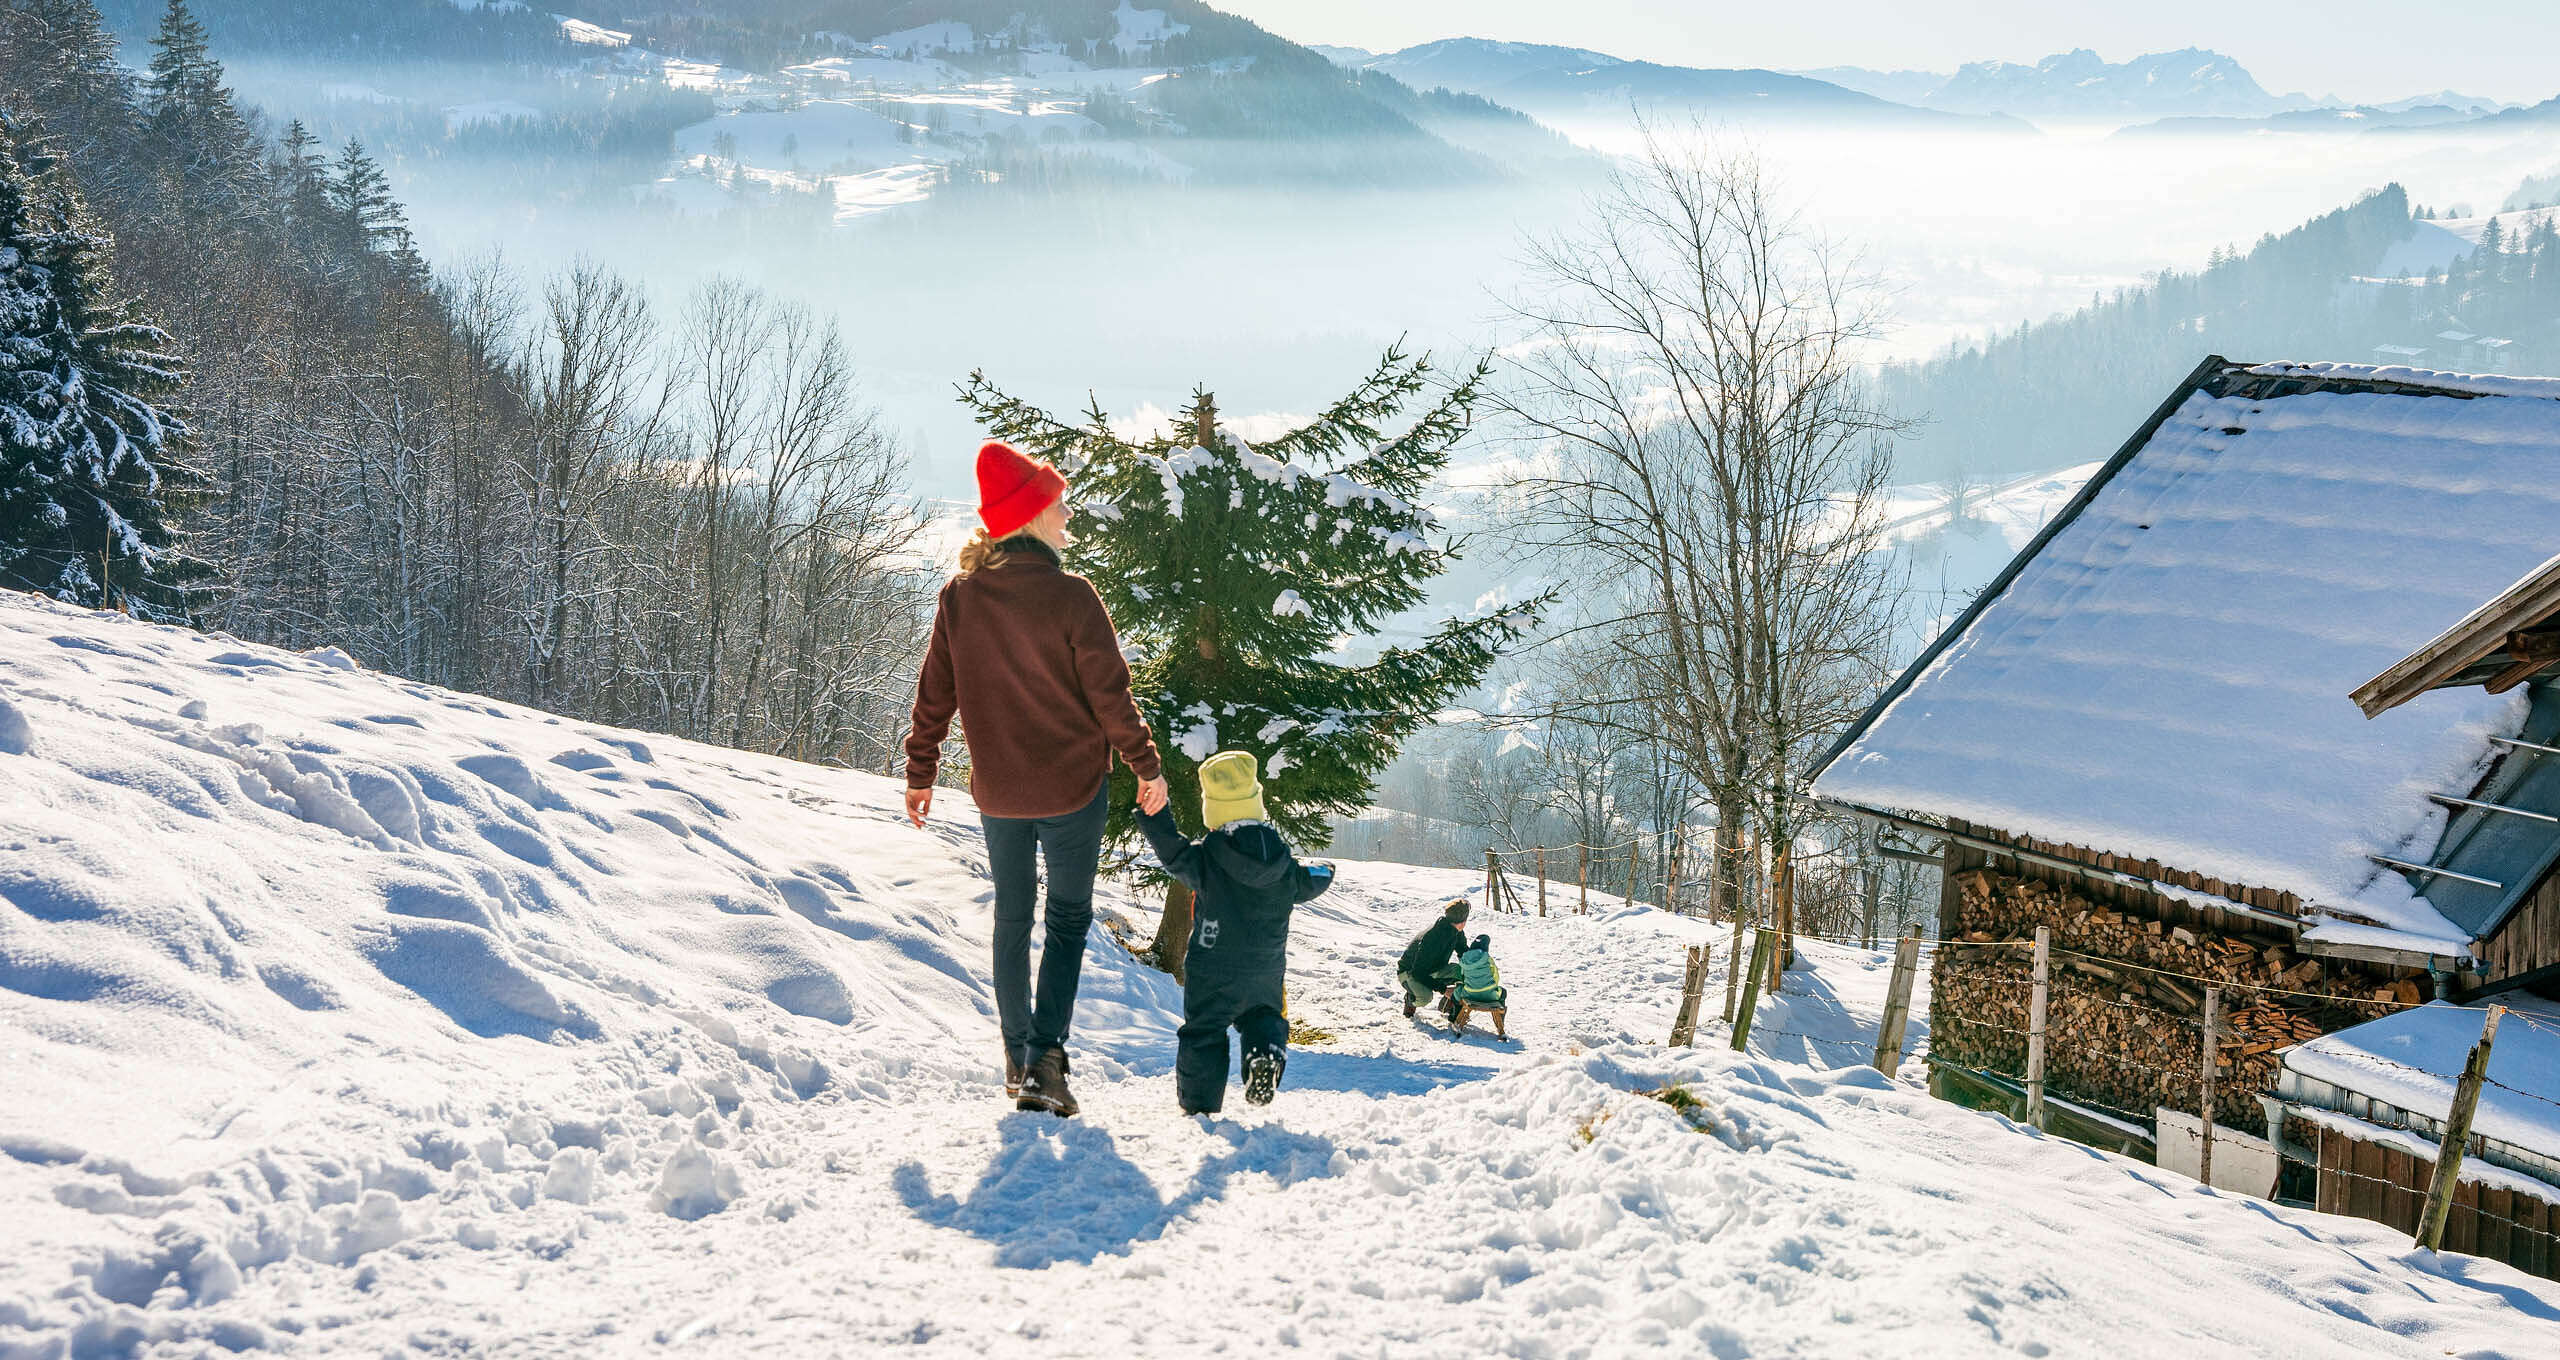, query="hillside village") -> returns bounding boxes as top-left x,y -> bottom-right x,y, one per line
8,0 -> 2560,1354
